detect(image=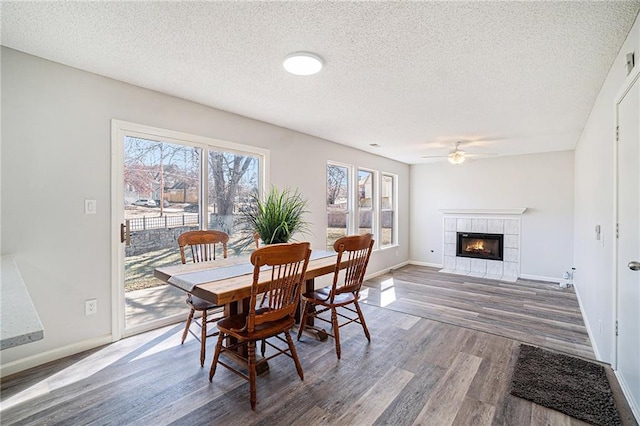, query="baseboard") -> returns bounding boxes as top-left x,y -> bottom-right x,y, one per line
519,273 -> 561,284
615,369 -> 640,423
409,261 -> 443,268
0,334 -> 113,378
573,282 -> 601,361
365,261 -> 410,280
